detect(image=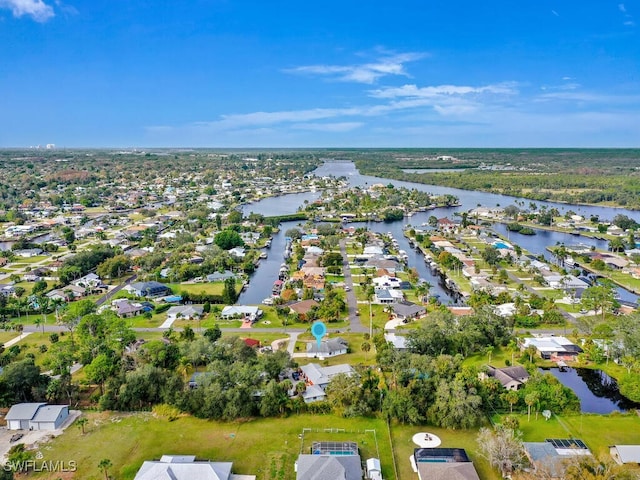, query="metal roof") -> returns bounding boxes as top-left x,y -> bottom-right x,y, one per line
5,403 -> 46,421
